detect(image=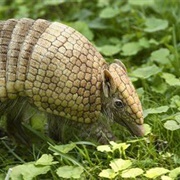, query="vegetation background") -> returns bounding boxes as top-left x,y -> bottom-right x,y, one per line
0,0 -> 180,179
